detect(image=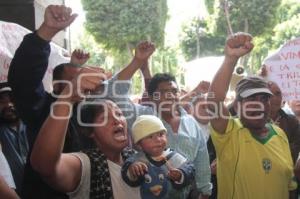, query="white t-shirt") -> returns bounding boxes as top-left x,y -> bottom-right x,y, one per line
198,123 -> 211,142
68,152 -> 140,199
0,149 -> 15,189
107,160 -> 140,199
